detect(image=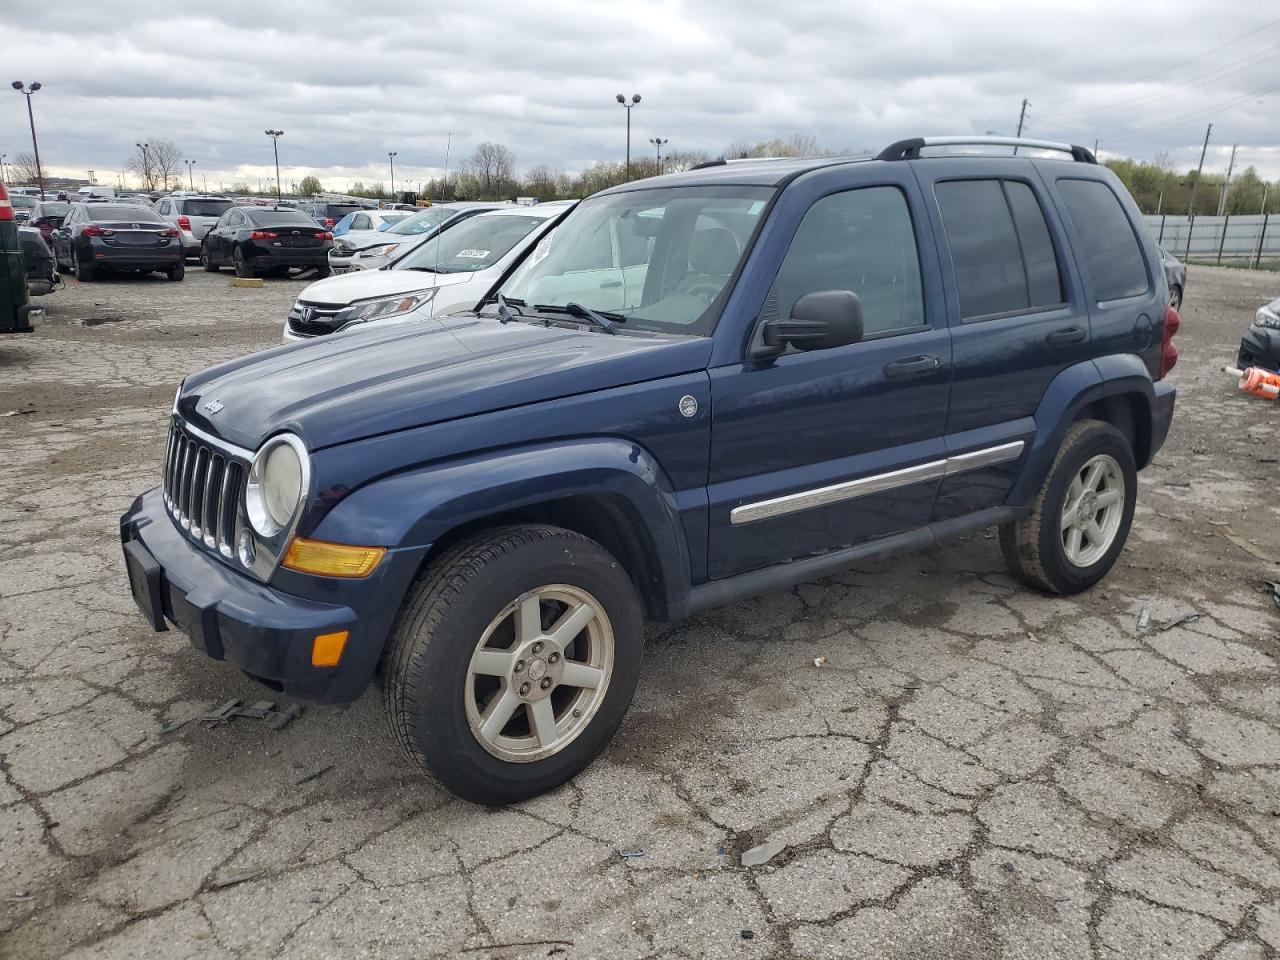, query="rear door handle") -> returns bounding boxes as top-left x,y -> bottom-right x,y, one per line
884,355 -> 941,379
1046,326 -> 1087,346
